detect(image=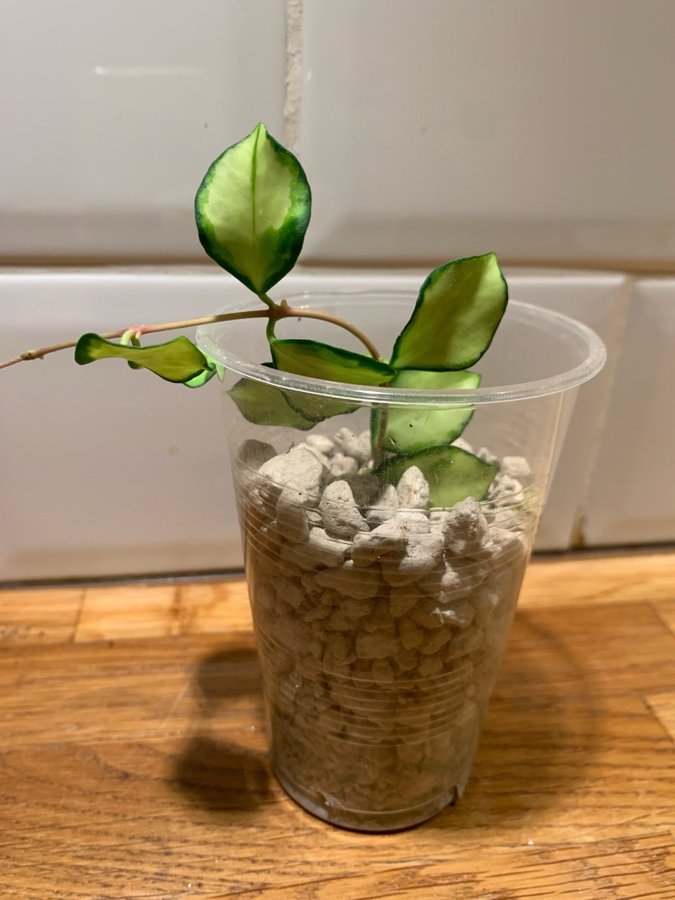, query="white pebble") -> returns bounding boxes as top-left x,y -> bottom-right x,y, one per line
275,489 -> 310,544
398,510 -> 431,535
383,532 -> 444,585
477,446 -> 500,466
306,433 -> 335,455
314,561 -> 382,599
273,576 -> 305,611
334,428 -> 371,465
437,596 -> 475,628
501,456 -> 531,479
293,441 -> 329,468
397,466 -> 430,509
351,518 -> 407,567
487,474 -> 524,506
305,528 -> 349,568
258,447 -> 323,503
441,498 -> 490,556
329,453 -> 359,478
319,480 -> 369,539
